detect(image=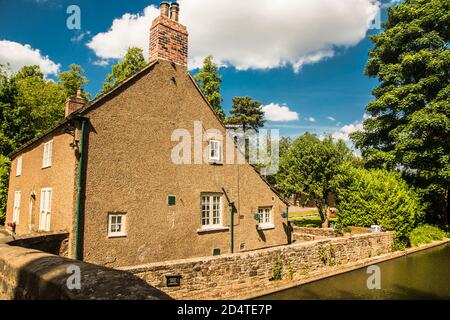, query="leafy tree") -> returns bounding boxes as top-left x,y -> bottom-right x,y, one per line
279,136 -> 292,158
0,155 -> 9,225
58,64 -> 89,99
333,165 -> 424,245
275,133 -> 353,227
194,55 -> 225,121
225,96 -> 265,132
101,47 -> 146,93
351,0 -> 450,225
